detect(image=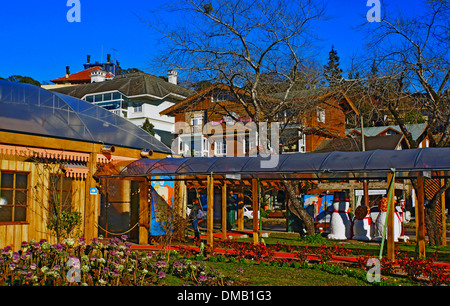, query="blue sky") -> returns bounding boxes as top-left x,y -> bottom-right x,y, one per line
0,0 -> 427,84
